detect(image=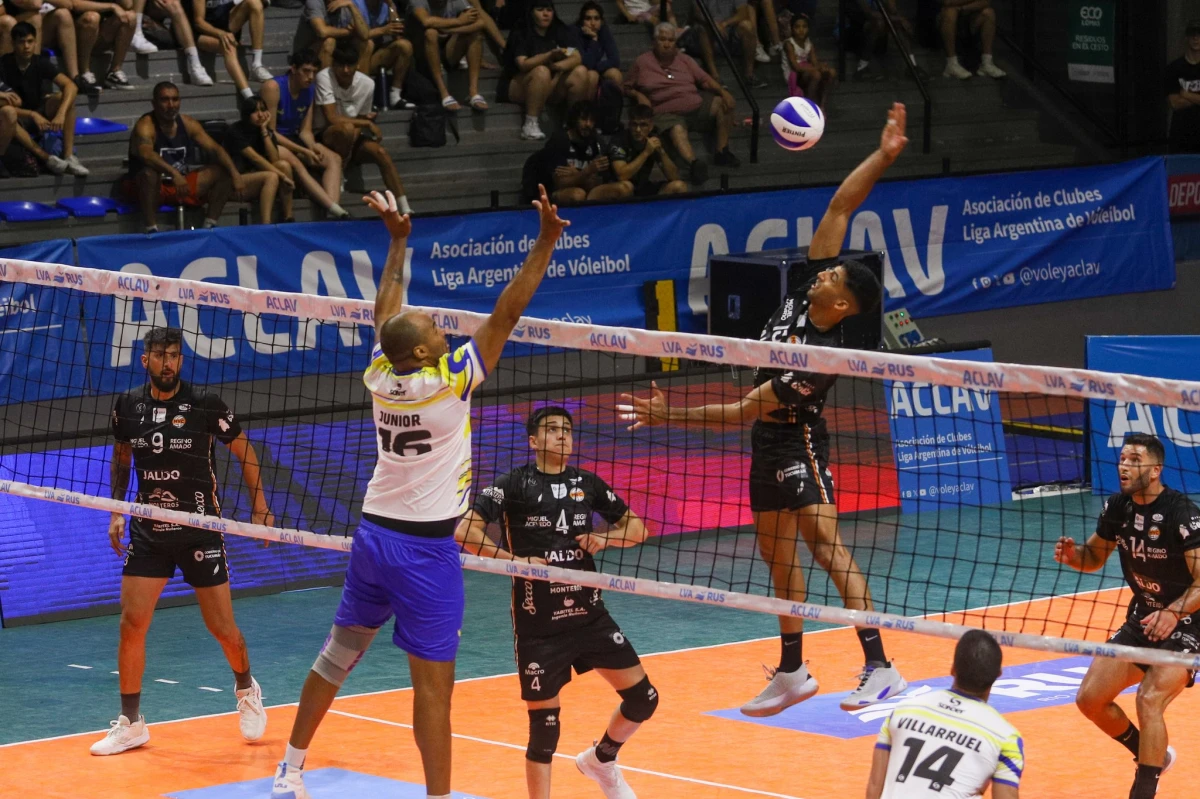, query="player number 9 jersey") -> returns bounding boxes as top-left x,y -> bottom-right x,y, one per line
876,688 -> 1023,799
361,339 -> 487,522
